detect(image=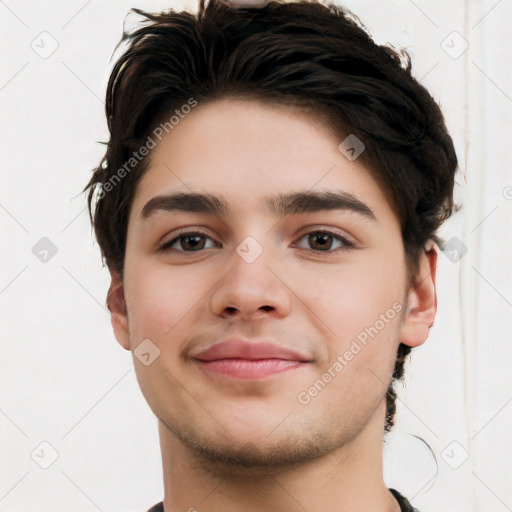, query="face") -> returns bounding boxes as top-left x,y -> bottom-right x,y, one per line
109,98 -> 435,472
